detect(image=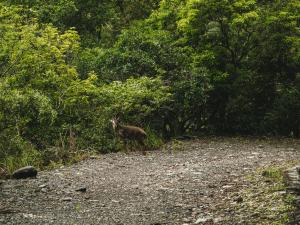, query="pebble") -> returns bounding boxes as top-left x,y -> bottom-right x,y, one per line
39,184 -> 47,188
182,218 -> 191,222
195,216 -> 213,224
214,217 -> 224,223
61,197 -> 72,202
222,185 -> 232,189
234,196 -> 243,203
75,187 -> 87,192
